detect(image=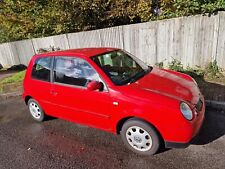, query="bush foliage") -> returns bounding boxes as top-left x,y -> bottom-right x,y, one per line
0,0 -> 224,43
159,58 -> 225,84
